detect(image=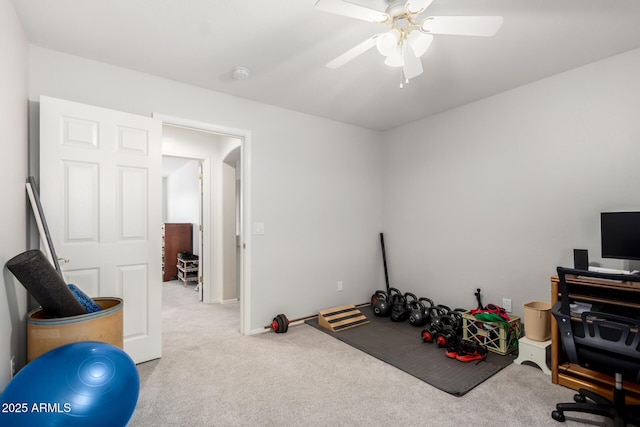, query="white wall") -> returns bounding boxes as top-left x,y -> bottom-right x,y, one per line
28,47 -> 384,332
165,159 -> 200,255
382,48 -> 640,318
0,0 -> 29,392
